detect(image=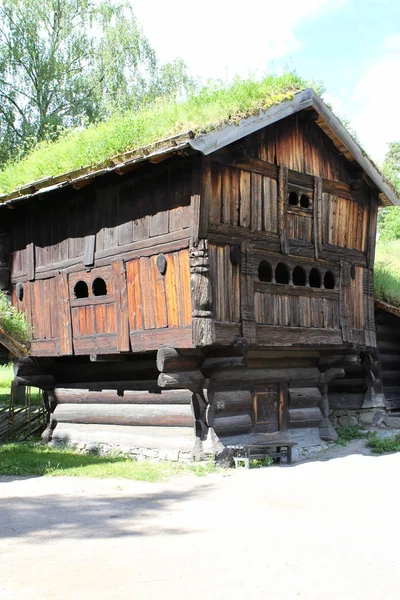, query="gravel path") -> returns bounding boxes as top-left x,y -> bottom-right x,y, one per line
1,445 -> 400,600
